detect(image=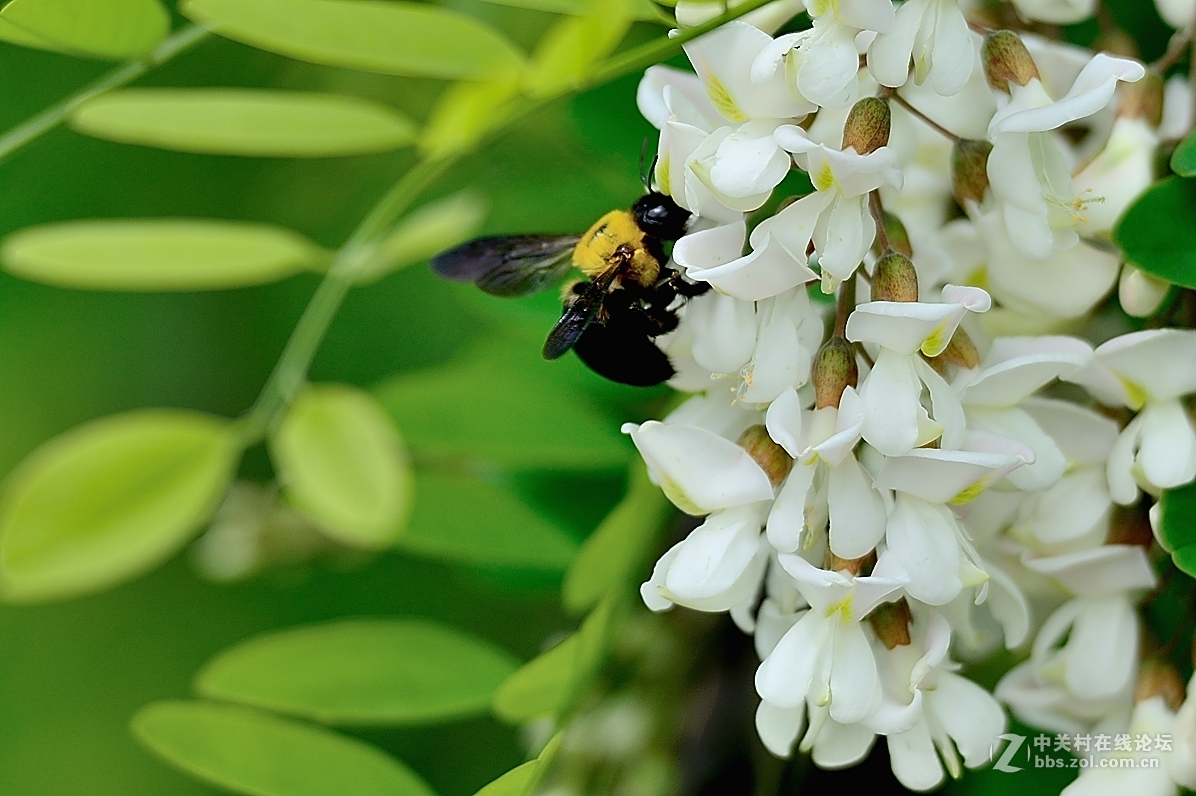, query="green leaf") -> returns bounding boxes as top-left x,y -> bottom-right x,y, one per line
359,192 -> 488,284
472,762 -> 537,796
182,0 -> 524,80
491,634 -> 577,723
132,701 -> 436,796
472,733 -> 561,796
400,471 -> 578,571
1159,482 -> 1196,576
418,76 -> 521,160
1,219 -> 327,291
271,385 -> 413,549
1115,176 -> 1196,289
0,410 -> 239,603
373,346 -> 630,471
196,619 -> 519,725
476,0 -> 662,21
1172,130 -> 1196,177
522,0 -> 635,97
0,18 -> 57,50
69,89 -> 417,157
562,462 -> 669,614
491,596 -> 615,723
0,0 -> 168,59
